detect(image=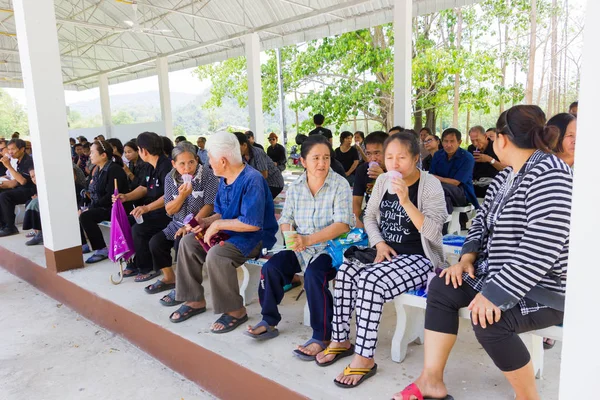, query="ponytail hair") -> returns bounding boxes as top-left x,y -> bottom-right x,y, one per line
496,105 -> 558,152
